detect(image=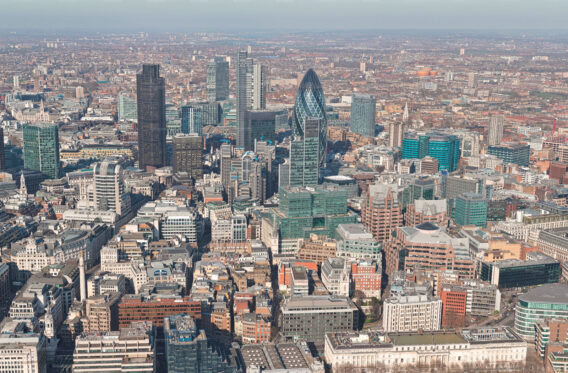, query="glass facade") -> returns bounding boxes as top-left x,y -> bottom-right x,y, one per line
350,94 -> 376,137
453,192 -> 488,228
118,94 -> 137,122
402,133 -> 460,172
206,57 -> 229,102
181,105 -> 203,135
23,123 -> 60,179
402,134 -> 429,159
292,69 -> 327,167
488,143 -> 530,167
514,285 -> 568,340
481,262 -> 560,289
289,118 -> 320,187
